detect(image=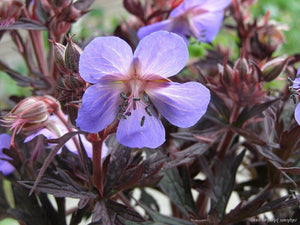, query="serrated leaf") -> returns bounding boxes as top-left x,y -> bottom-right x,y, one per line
163,142 -> 208,171
91,200 -> 144,225
278,125 -> 300,160
28,131 -> 80,195
210,150 -> 245,220
255,194 -> 300,214
136,201 -> 194,225
159,167 -> 197,218
103,146 -> 132,196
7,185 -> 52,225
220,186 -> 271,225
170,131 -> 197,141
19,169 -> 96,199
92,200 -> 114,225
1,18 -> 46,30
0,60 -> 46,87
139,189 -> 160,212
235,99 -> 279,126
107,200 -> 144,223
